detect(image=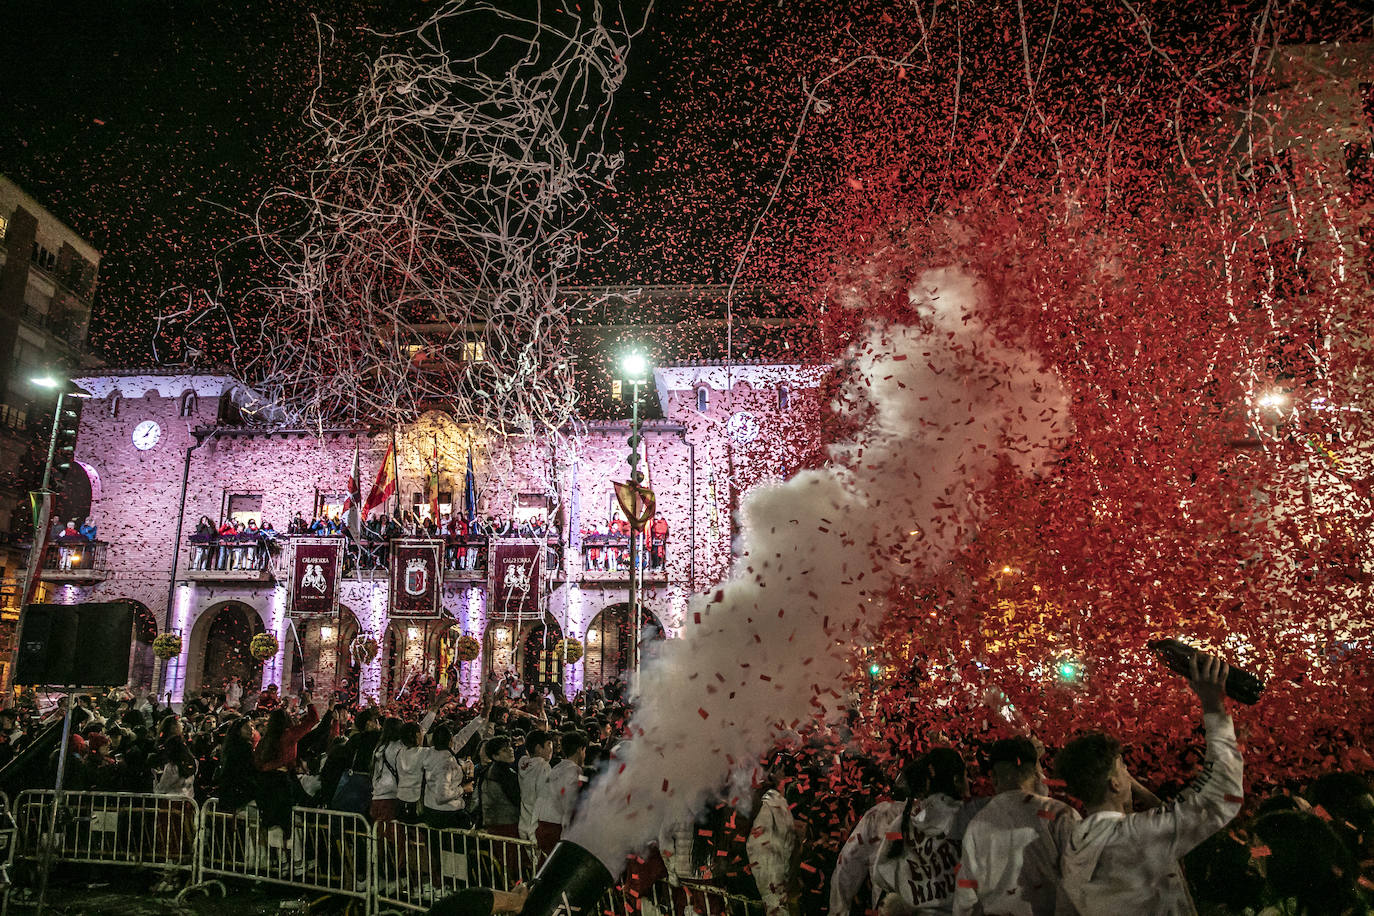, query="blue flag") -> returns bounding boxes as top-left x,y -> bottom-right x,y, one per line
464,447 -> 477,522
